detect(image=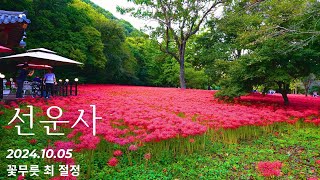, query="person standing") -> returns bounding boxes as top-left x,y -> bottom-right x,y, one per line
43,69 -> 56,98
32,76 -> 42,83
313,91 -> 318,97
16,63 -> 34,98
